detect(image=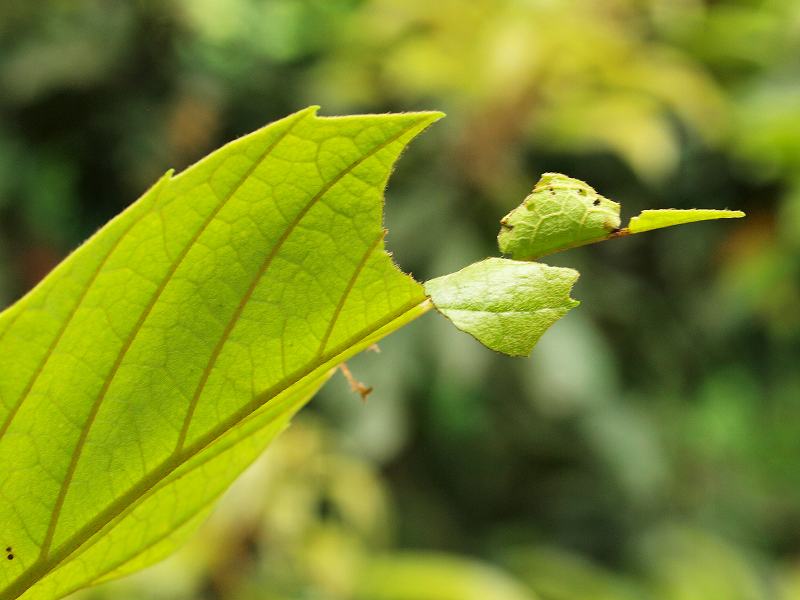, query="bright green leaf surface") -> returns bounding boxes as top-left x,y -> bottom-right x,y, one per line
627,209 -> 745,234
0,107 -> 442,600
424,258 -> 580,357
